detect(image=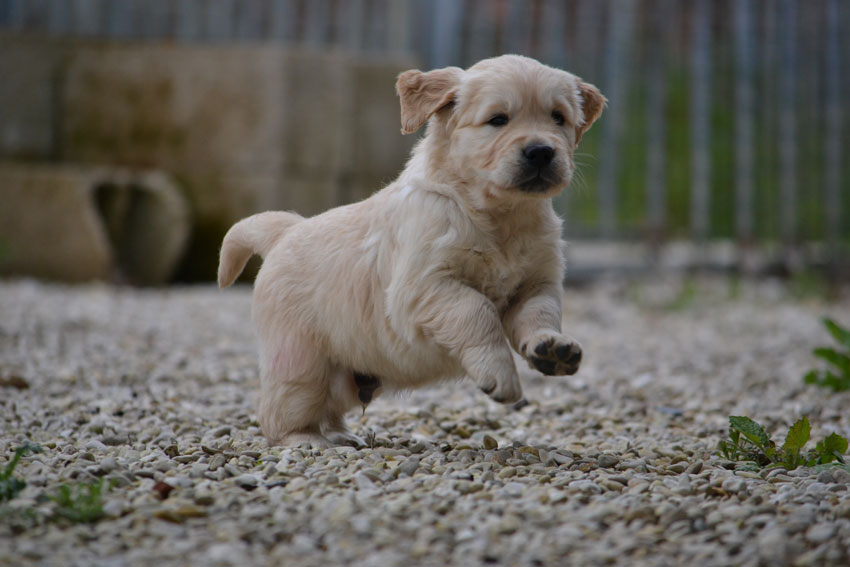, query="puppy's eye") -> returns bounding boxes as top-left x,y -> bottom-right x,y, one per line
552,110 -> 565,126
487,113 -> 509,127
